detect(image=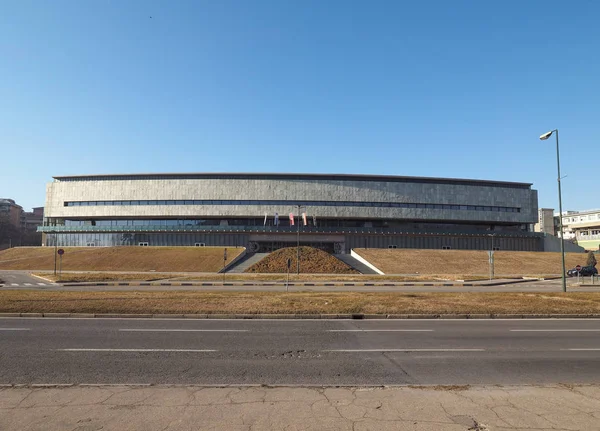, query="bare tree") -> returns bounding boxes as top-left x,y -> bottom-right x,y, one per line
587,251 -> 598,268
